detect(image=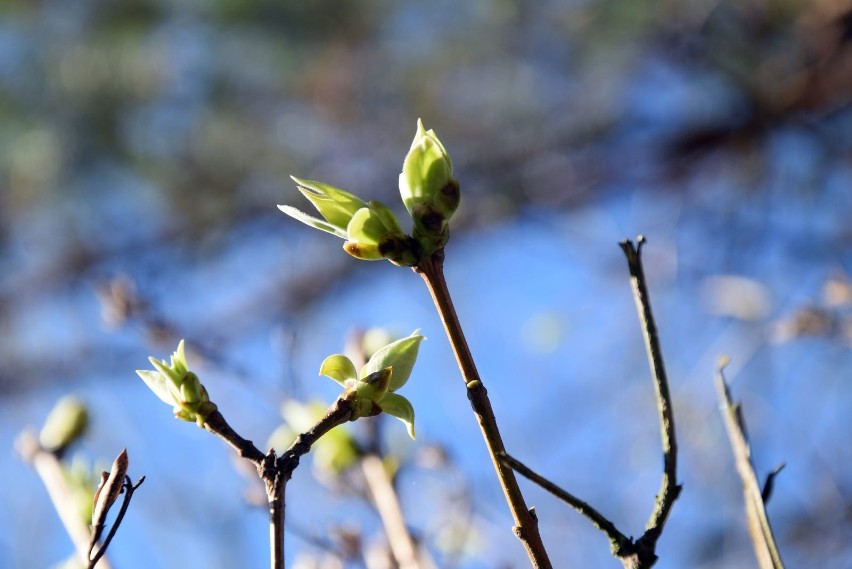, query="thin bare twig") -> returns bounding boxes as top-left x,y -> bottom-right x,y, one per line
493,238 -> 680,568
716,363 -> 786,569
619,237 -> 682,547
203,409 -> 267,466
415,251 -> 552,568
498,452 -> 629,555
